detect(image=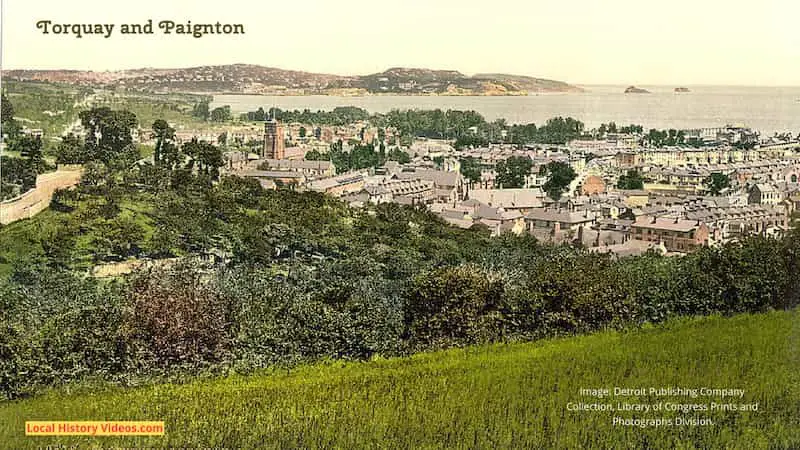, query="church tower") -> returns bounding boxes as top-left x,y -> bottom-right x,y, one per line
263,117 -> 285,160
